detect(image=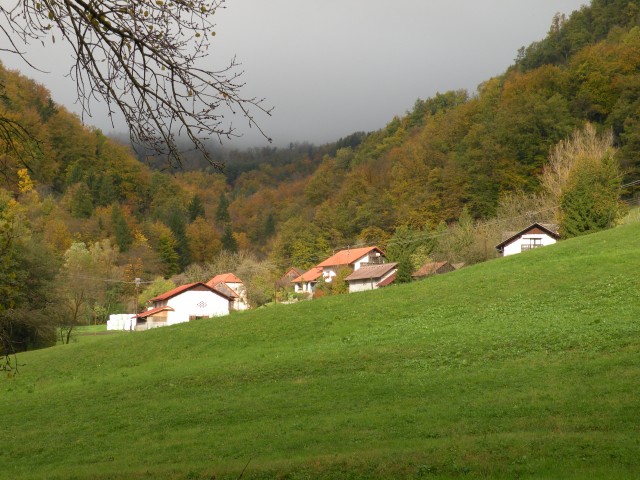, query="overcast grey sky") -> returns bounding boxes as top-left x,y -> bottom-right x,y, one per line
1,1 -> 587,147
